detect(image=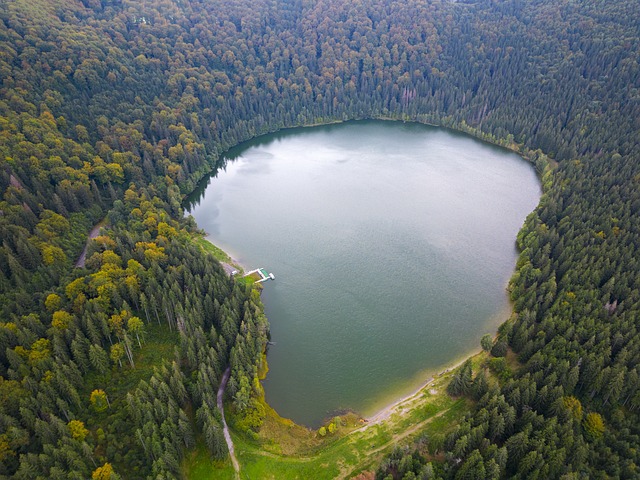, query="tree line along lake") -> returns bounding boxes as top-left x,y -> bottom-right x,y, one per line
186,120 -> 541,428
